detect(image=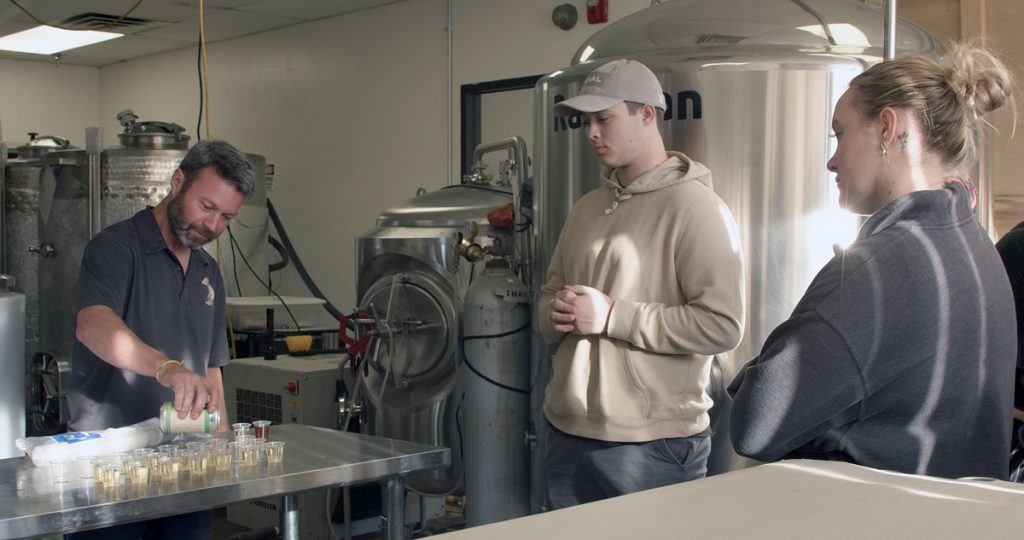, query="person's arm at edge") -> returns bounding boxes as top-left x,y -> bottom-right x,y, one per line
728,312 -> 864,461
